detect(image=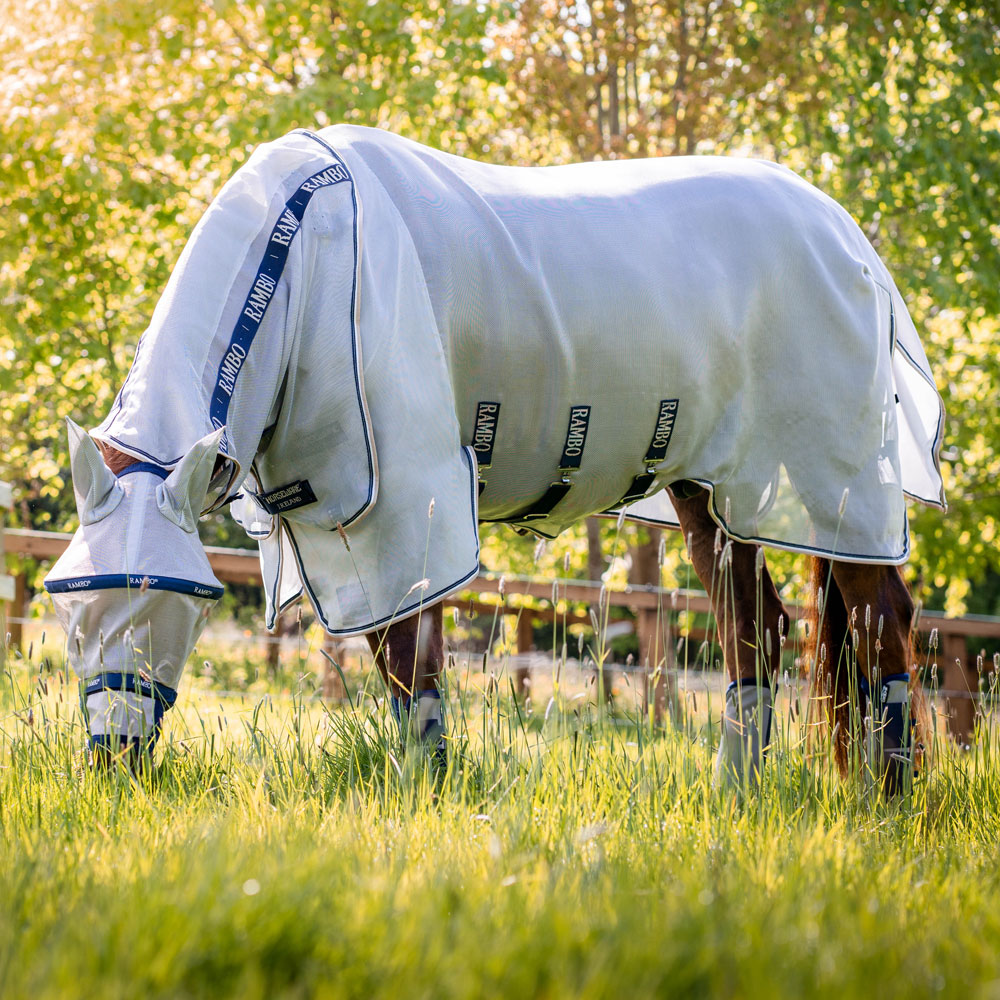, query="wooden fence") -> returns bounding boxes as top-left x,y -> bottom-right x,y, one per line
4,526 -> 998,742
